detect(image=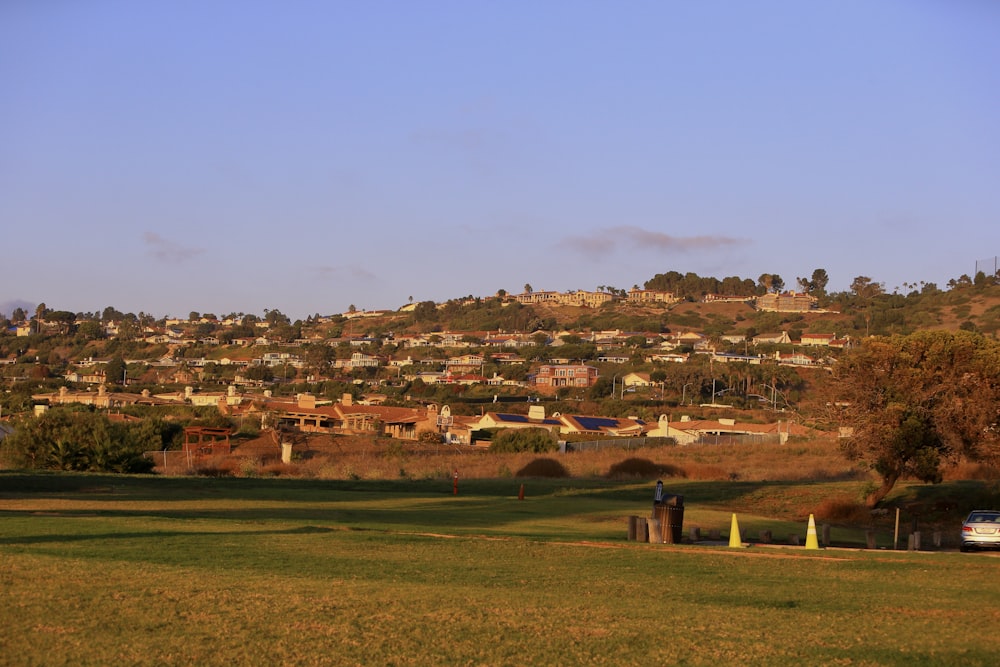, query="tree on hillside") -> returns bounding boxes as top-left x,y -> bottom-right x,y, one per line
833,331 -> 1000,507
105,355 -> 127,386
796,268 -> 830,297
77,320 -> 104,341
264,308 -> 290,327
46,310 -> 76,334
117,314 -> 140,341
34,302 -> 47,333
102,306 -> 124,323
850,276 -> 884,336
810,268 -> 829,295
413,301 -> 437,323
757,274 -> 784,293
850,276 -> 883,300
